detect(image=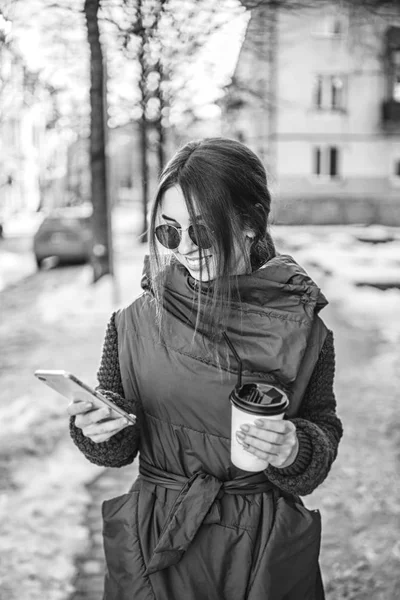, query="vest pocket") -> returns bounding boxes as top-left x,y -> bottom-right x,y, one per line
247,496 -> 322,599
102,491 -> 156,600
